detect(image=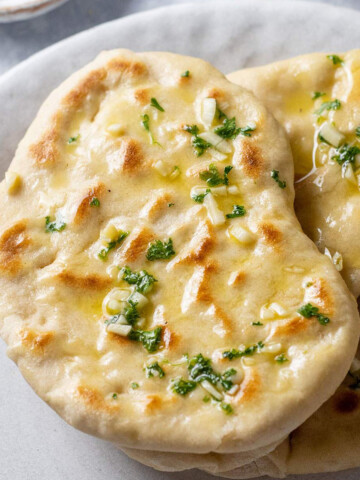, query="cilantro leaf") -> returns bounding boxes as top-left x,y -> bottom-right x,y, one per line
223,341 -> 265,360
141,113 -> 160,145
150,97 -> 165,112
275,353 -> 288,364
188,354 -> 235,391
171,378 -> 197,395
315,99 -> 341,115
183,124 -> 199,135
68,134 -> 79,144
98,231 -> 129,261
191,188 -> 210,203
220,402 -> 233,415
181,70 -> 190,78
332,144 -> 360,166
145,362 -> 165,378
199,163 -> 233,187
271,169 -> 287,188
45,216 -> 66,233
226,205 -> 246,218
327,54 -> 344,65
356,126 -> 360,138
252,321 -> 263,326
129,326 -> 162,352
121,266 -> 157,294
214,117 -> 255,139
146,238 -> 175,261
90,197 -> 100,207
312,91 -> 326,100
131,382 -> 139,389
192,136 -> 212,156
297,303 -> 330,325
